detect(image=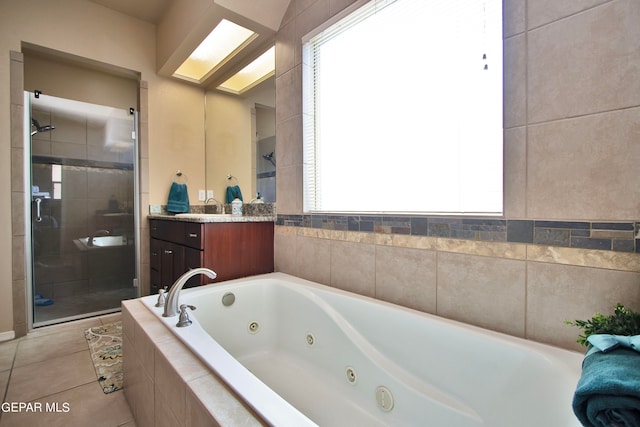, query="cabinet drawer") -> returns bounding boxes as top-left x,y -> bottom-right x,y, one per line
183,222 -> 204,250
150,219 -> 185,243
